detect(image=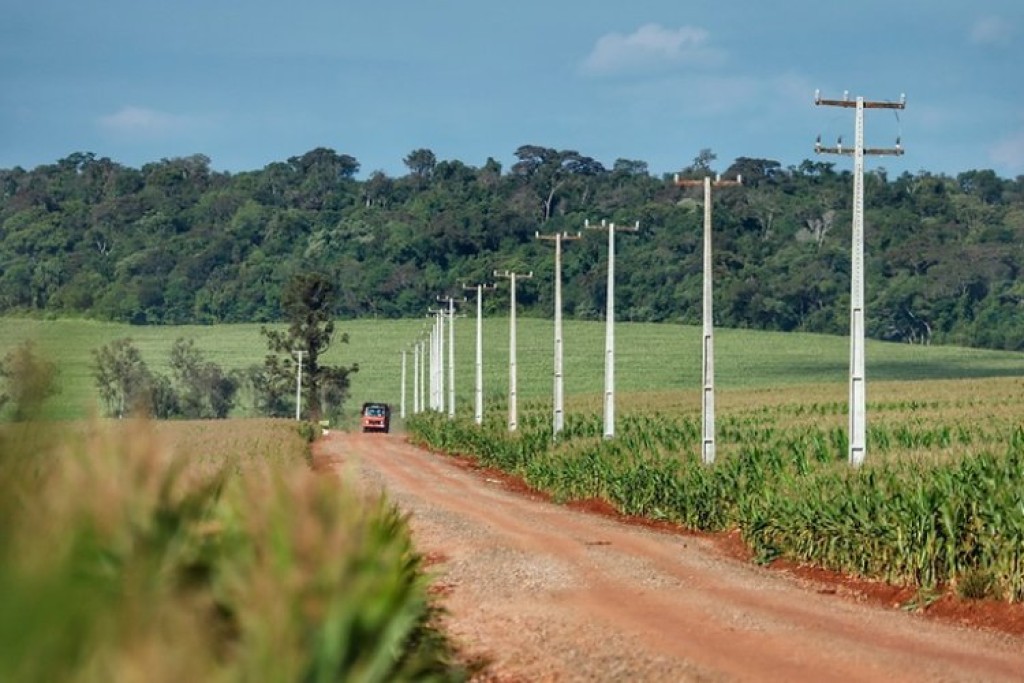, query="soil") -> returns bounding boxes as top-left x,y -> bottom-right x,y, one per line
313,431 -> 1024,682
